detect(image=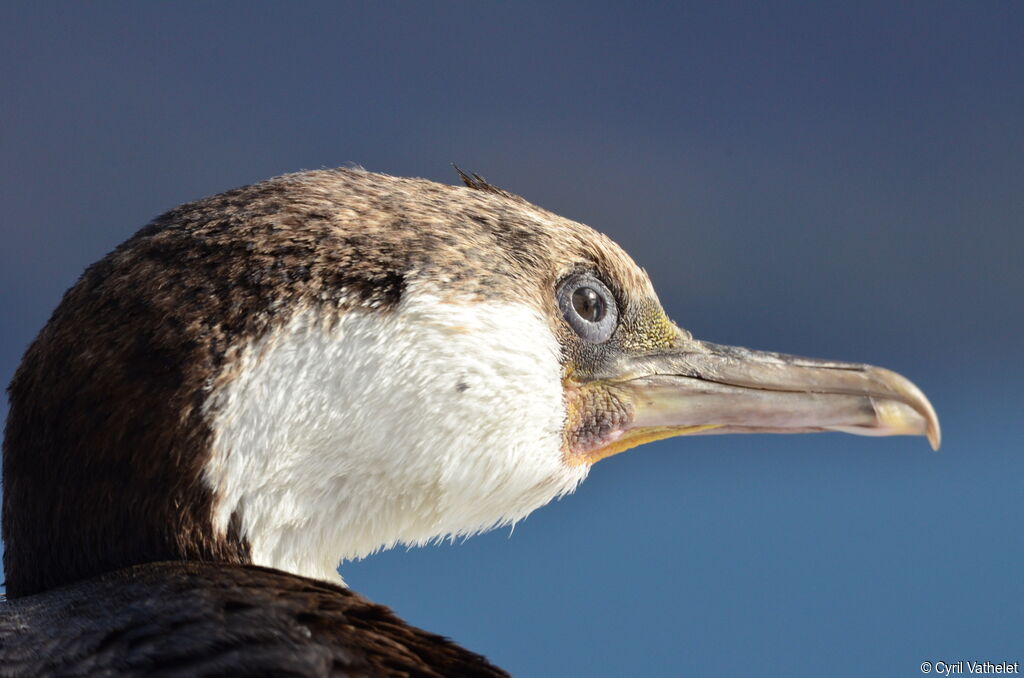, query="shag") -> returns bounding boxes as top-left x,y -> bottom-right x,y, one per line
0,168 -> 939,676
